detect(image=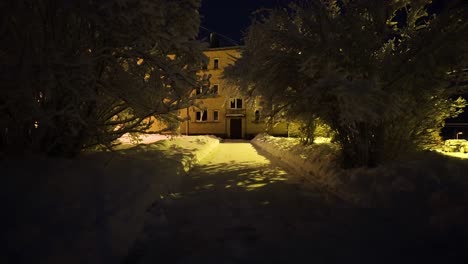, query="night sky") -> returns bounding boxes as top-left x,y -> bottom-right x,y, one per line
198,0 -> 447,45
199,0 -> 294,44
